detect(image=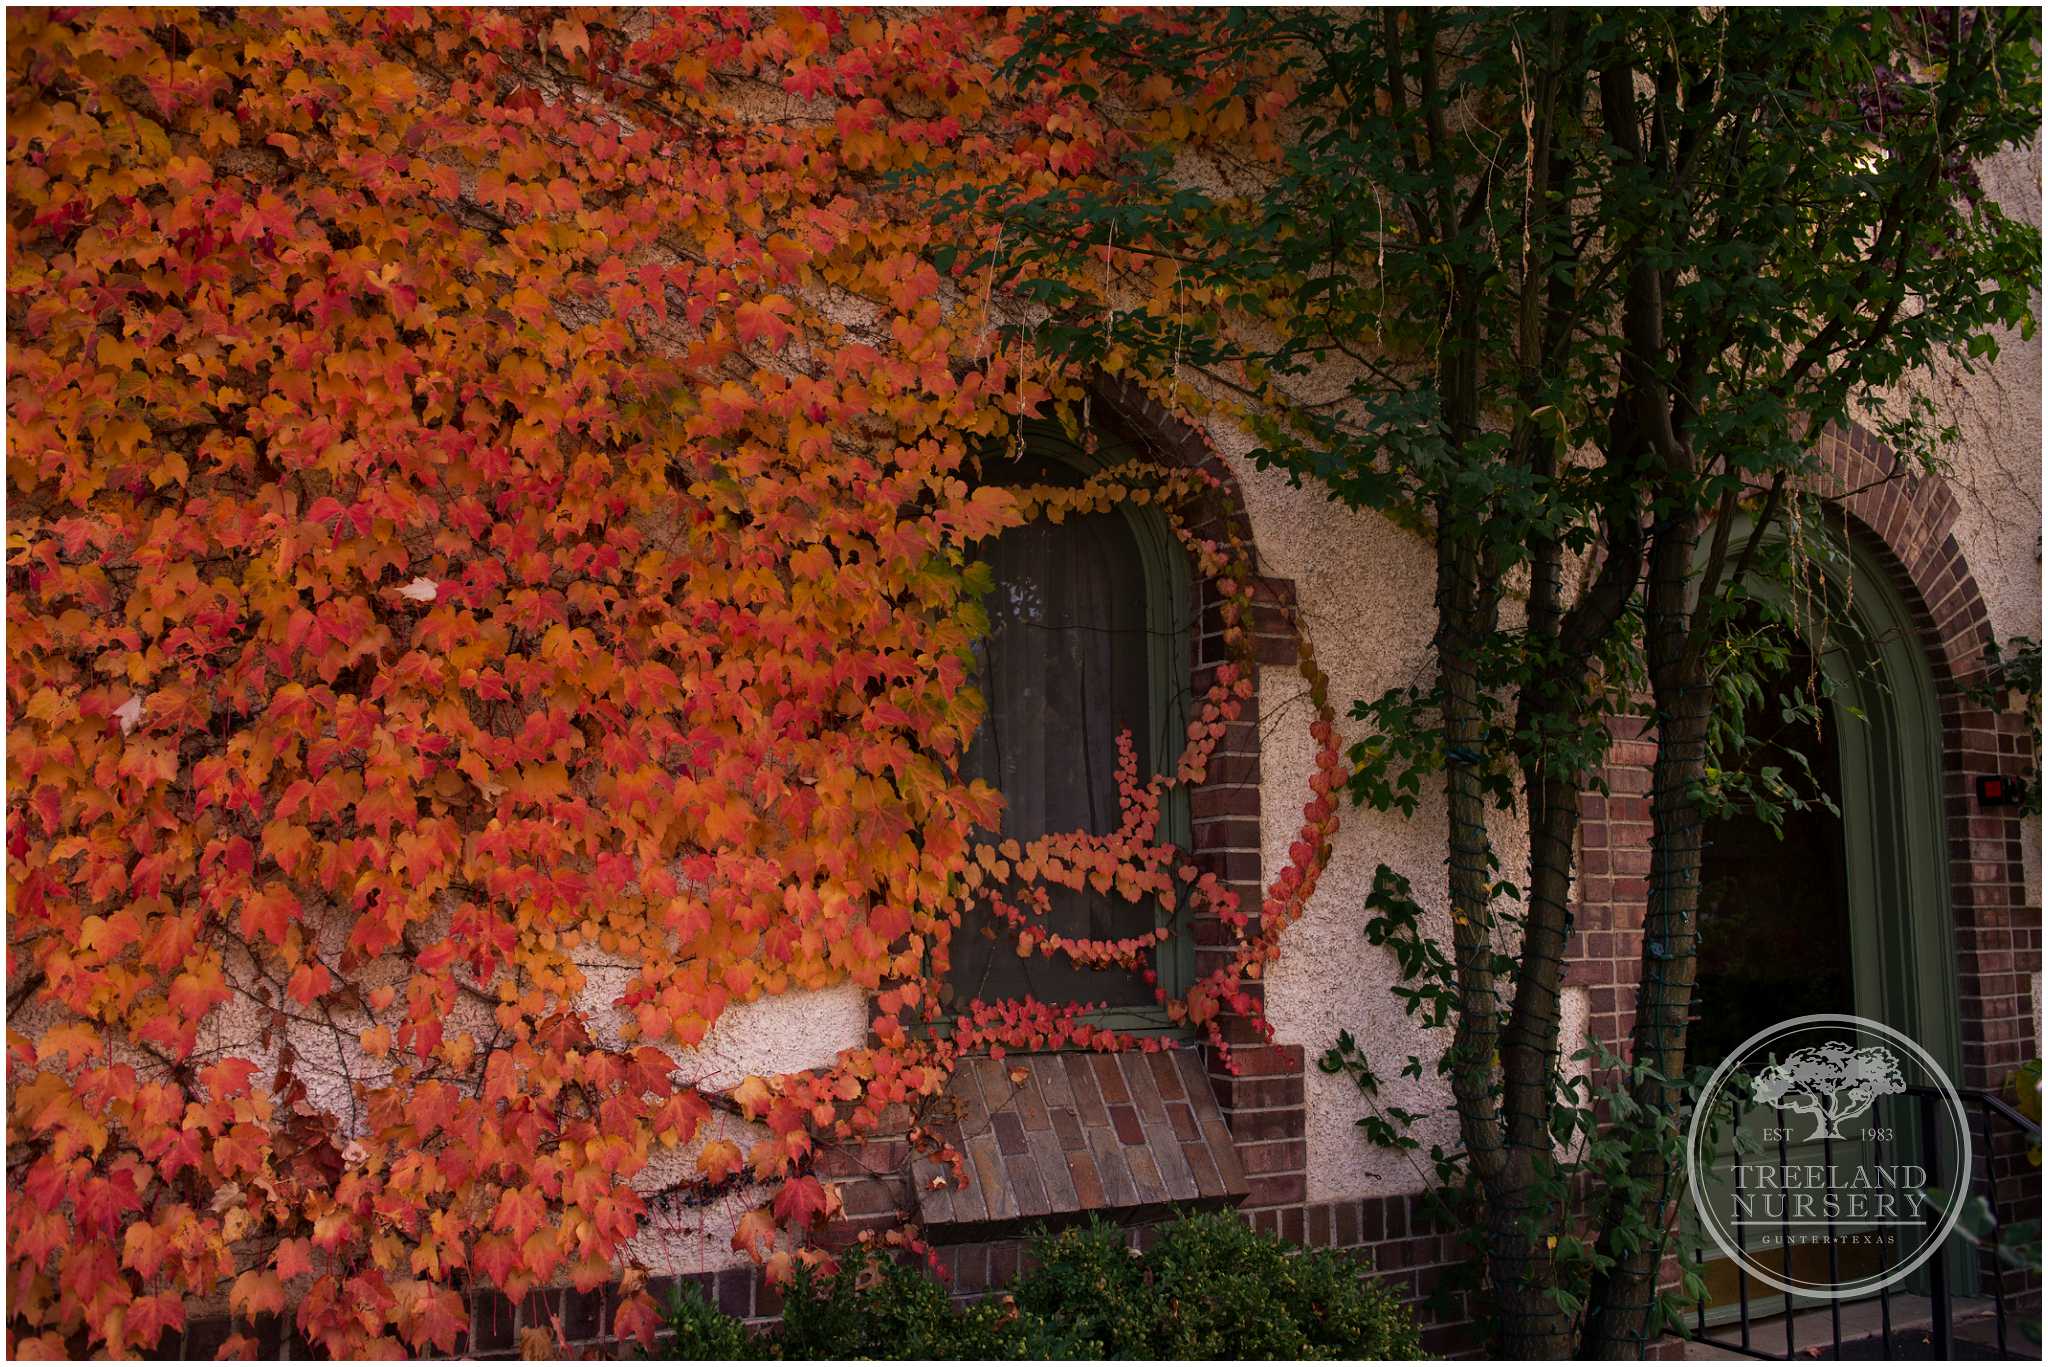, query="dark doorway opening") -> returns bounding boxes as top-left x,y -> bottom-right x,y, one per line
1692,635 -> 1855,1071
